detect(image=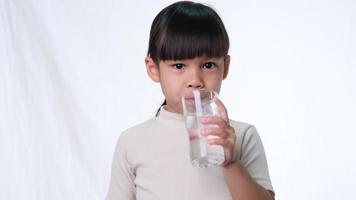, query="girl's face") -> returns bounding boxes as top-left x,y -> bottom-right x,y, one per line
146,55 -> 230,114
